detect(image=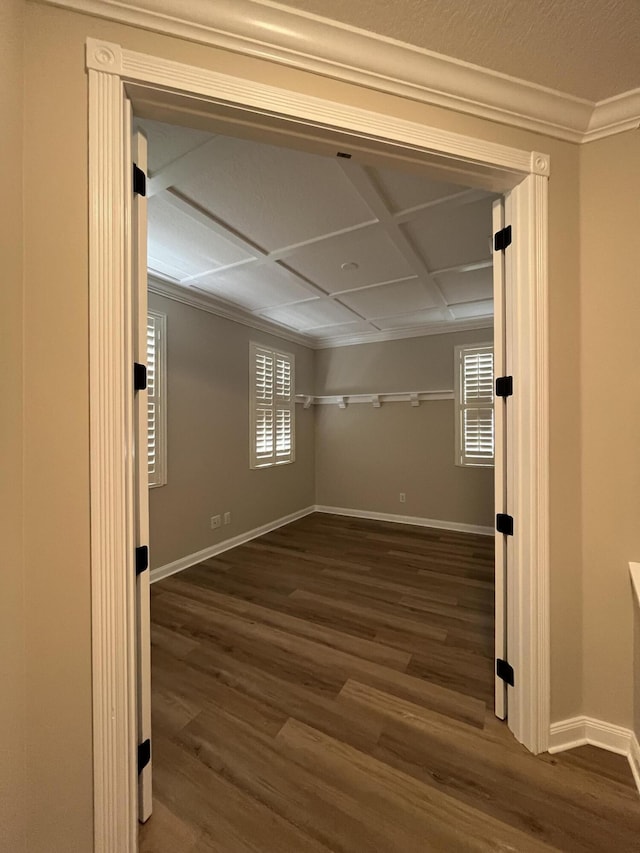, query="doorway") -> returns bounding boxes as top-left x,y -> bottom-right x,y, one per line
86,36 -> 550,851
